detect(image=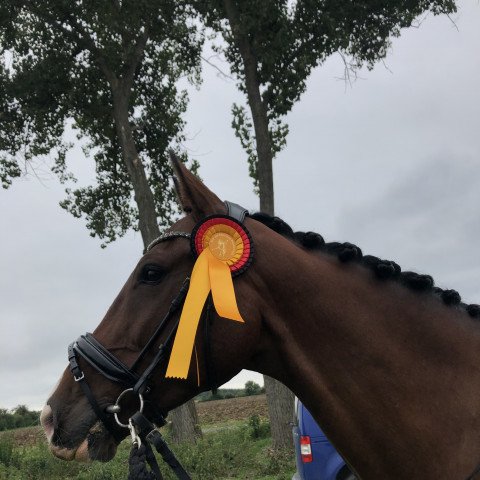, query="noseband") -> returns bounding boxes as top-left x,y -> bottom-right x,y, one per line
67,201 -> 248,441
67,274 -> 190,440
